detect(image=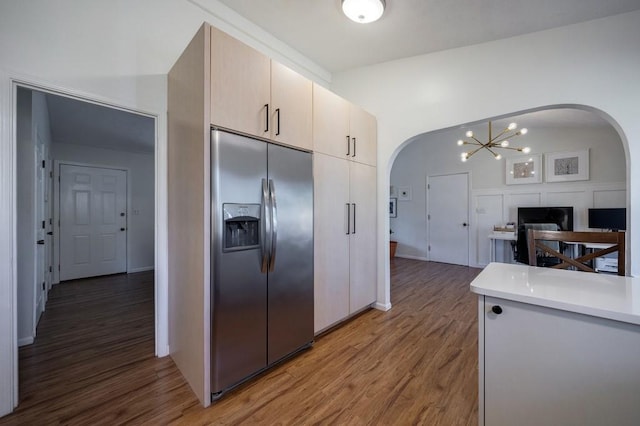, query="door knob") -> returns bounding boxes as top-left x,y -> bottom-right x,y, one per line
491,305 -> 503,315
462,222 -> 468,227
36,240 -> 45,245
120,212 -> 126,217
